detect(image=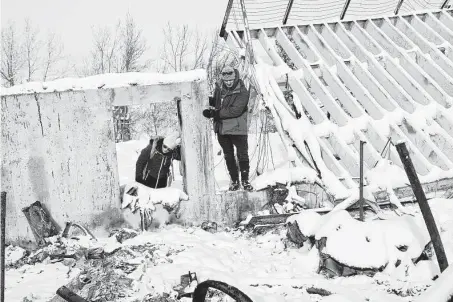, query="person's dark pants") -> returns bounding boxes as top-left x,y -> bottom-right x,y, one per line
137,175 -> 168,189
217,134 -> 250,182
